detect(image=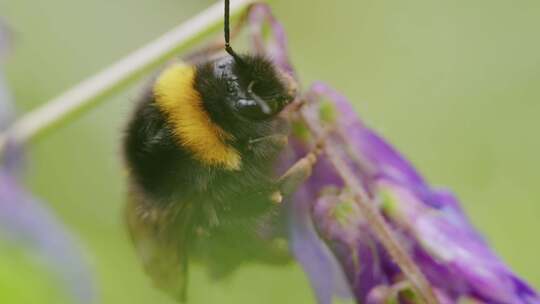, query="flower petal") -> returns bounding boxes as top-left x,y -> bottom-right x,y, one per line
309,82 -> 428,192
288,193 -> 352,304
281,140 -> 352,303
293,81 -> 540,303
380,179 -> 540,303
0,144 -> 97,303
0,30 -> 96,301
248,3 -> 296,77
312,194 -> 389,300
